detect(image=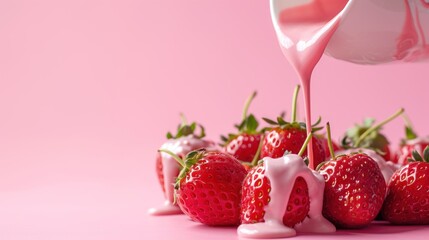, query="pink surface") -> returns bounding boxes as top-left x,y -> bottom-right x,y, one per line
0,0 -> 428,239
